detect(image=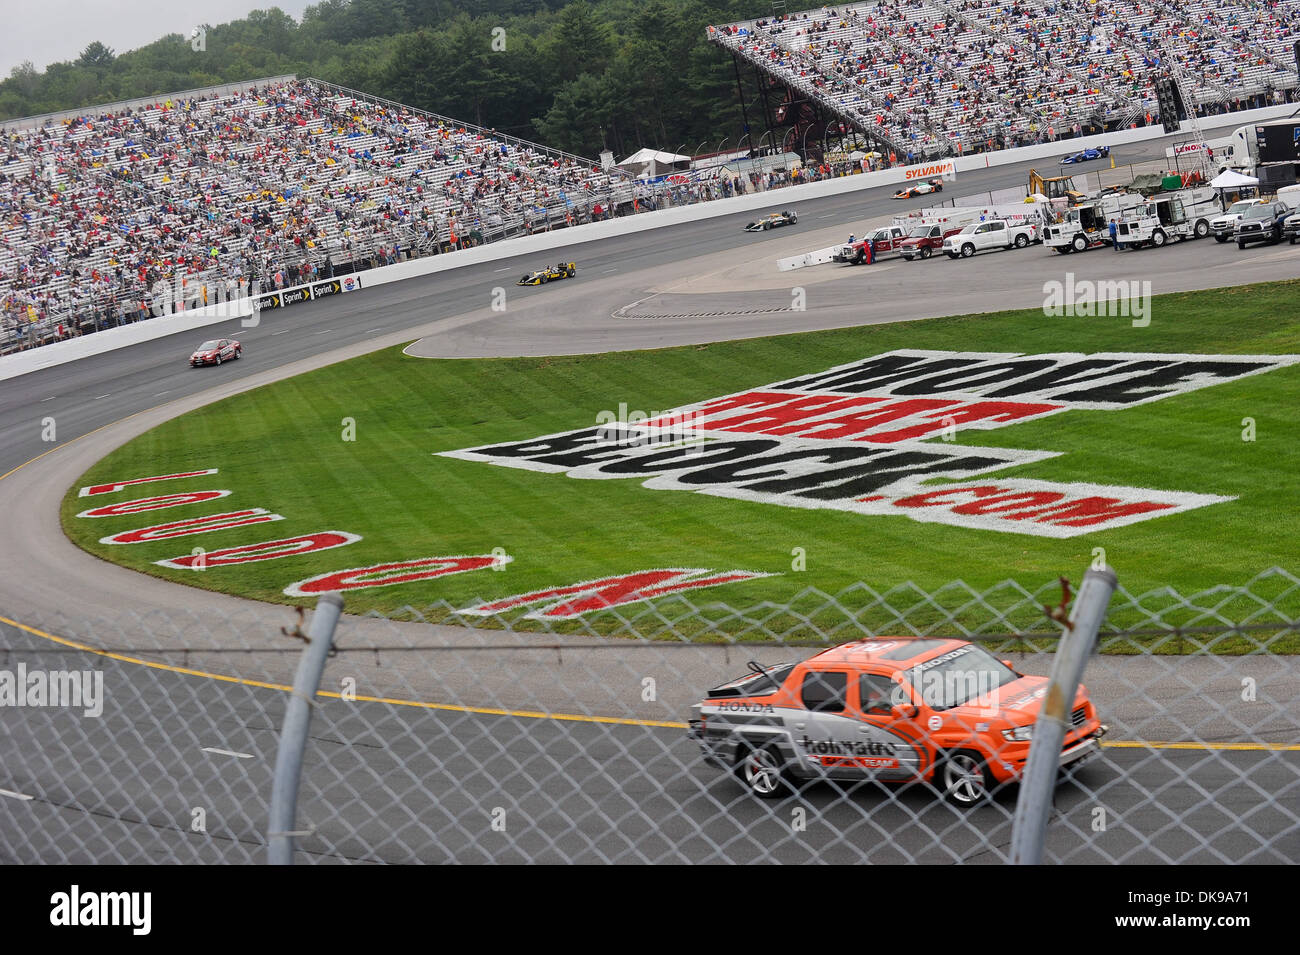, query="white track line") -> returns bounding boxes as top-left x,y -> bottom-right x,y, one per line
40,396 -> 56,401
200,747 -> 254,759
0,789 -> 34,801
